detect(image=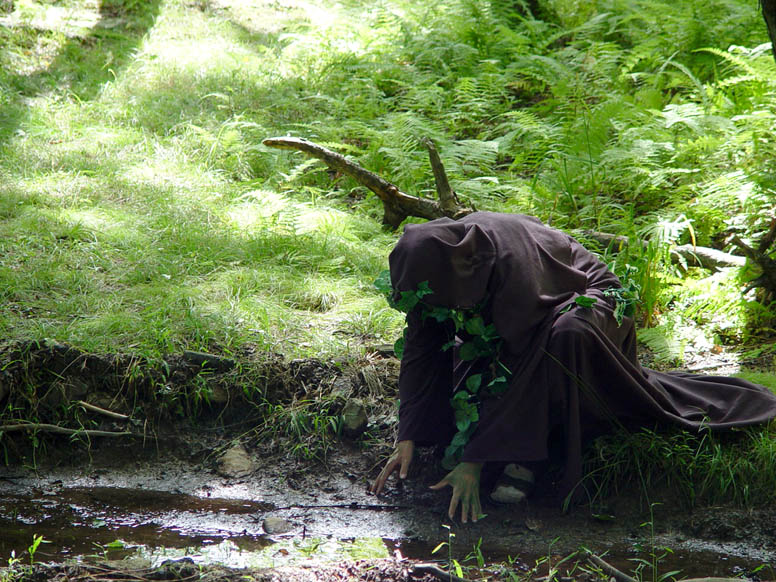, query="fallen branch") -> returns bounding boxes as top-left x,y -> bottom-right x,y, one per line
262,136 -> 472,228
580,231 -> 746,270
731,233 -> 776,297
0,422 -> 136,438
581,550 -> 638,582
421,137 -> 463,216
77,400 -> 129,421
412,562 -> 475,582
